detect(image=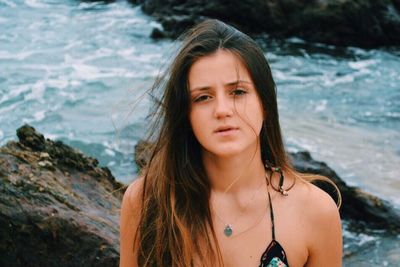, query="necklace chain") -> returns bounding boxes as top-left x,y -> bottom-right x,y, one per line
211,171 -> 269,237
211,167 -> 296,238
